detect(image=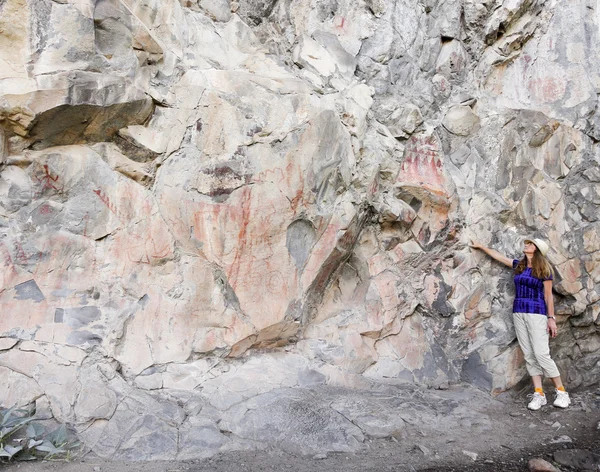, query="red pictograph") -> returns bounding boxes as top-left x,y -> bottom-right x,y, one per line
93,188 -> 119,217
0,241 -> 13,266
82,214 -> 90,237
34,164 -> 63,197
13,240 -> 28,265
398,135 -> 446,193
